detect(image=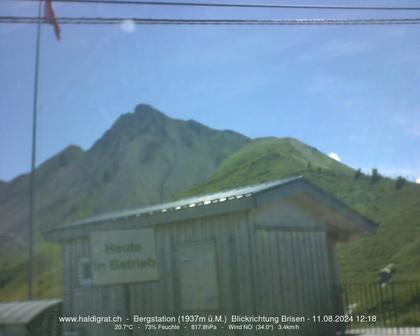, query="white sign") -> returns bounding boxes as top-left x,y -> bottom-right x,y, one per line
89,229 -> 159,285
